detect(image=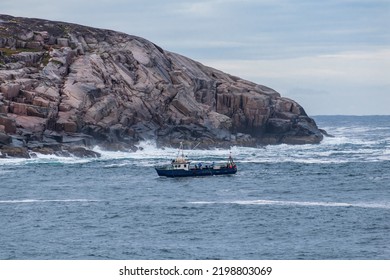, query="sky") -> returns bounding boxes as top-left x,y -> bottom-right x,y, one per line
2,0 -> 390,115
